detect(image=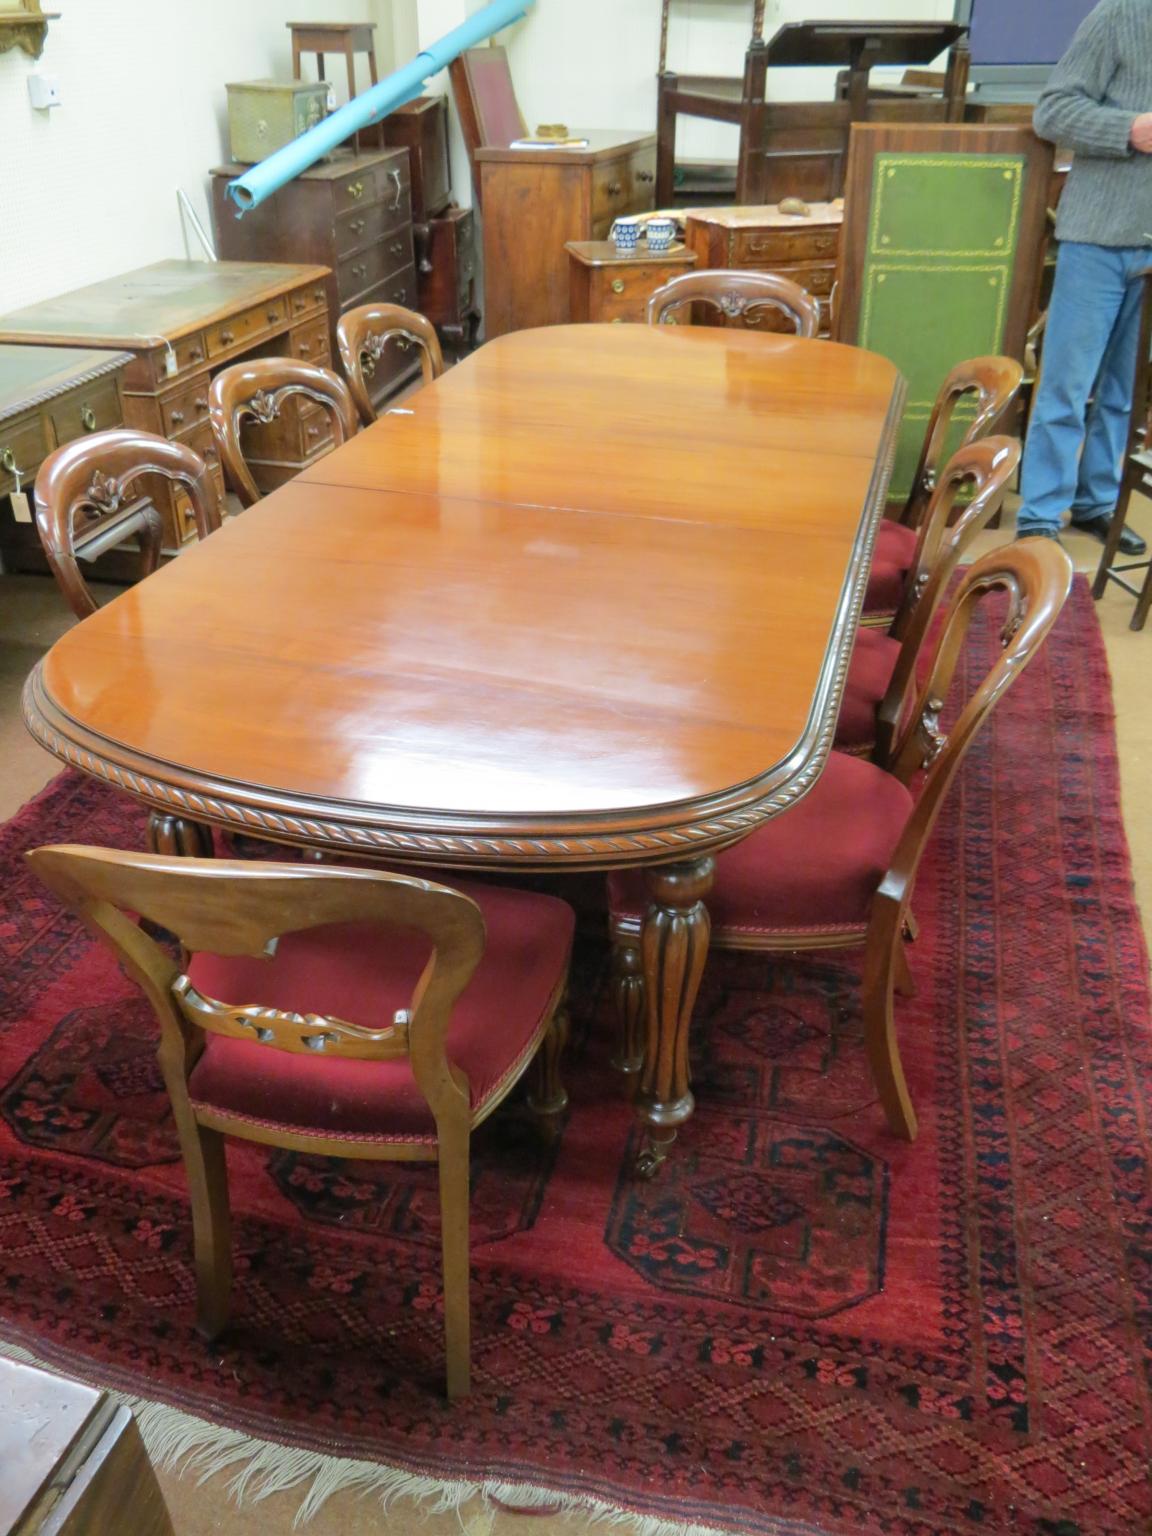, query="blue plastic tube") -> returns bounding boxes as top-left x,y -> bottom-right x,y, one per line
227,0 -> 534,213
